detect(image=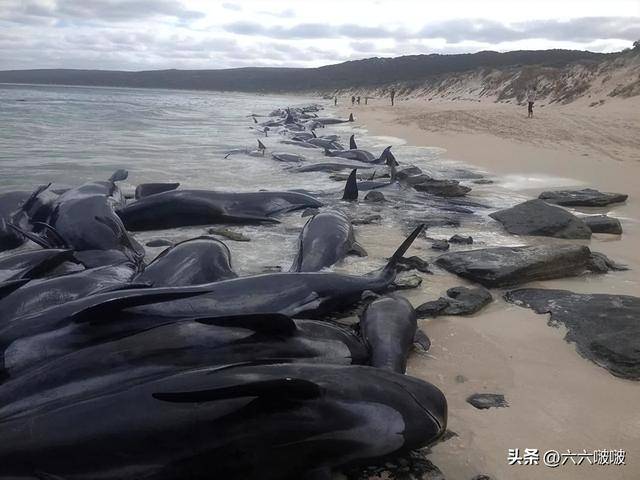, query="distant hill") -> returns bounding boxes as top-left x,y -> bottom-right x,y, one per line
0,49 -> 610,93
